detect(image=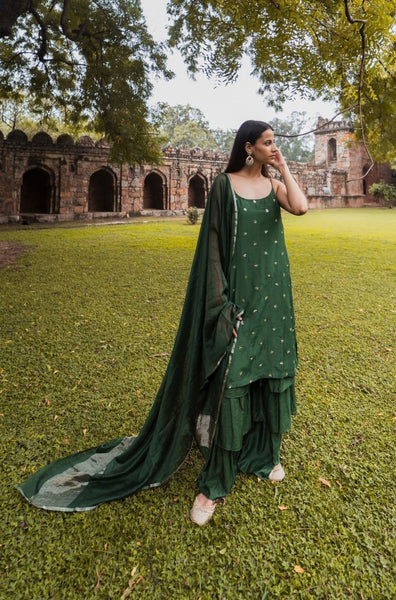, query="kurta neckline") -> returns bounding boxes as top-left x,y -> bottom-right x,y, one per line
234,187 -> 274,202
